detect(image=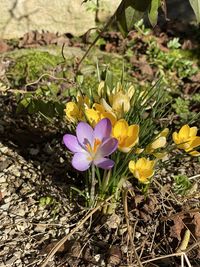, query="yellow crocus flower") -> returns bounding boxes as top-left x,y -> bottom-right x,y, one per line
77,93 -> 90,108
64,102 -> 82,123
146,128 -> 169,158
112,92 -> 130,118
112,119 -> 139,153
173,125 -> 200,156
64,94 -> 90,123
129,158 -> 155,184
85,103 -> 117,127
